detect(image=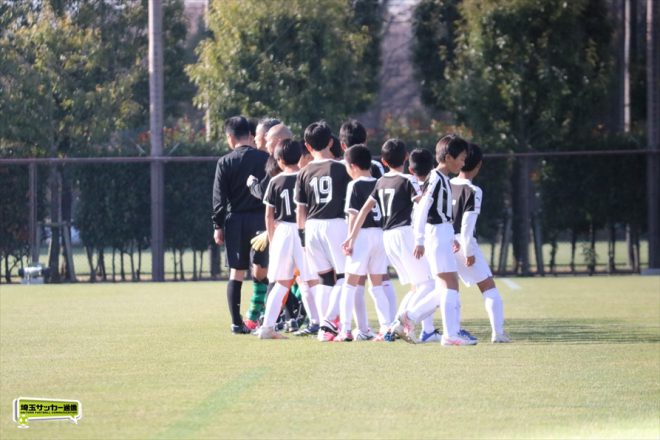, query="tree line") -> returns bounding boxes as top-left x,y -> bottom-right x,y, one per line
0,0 -> 653,281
